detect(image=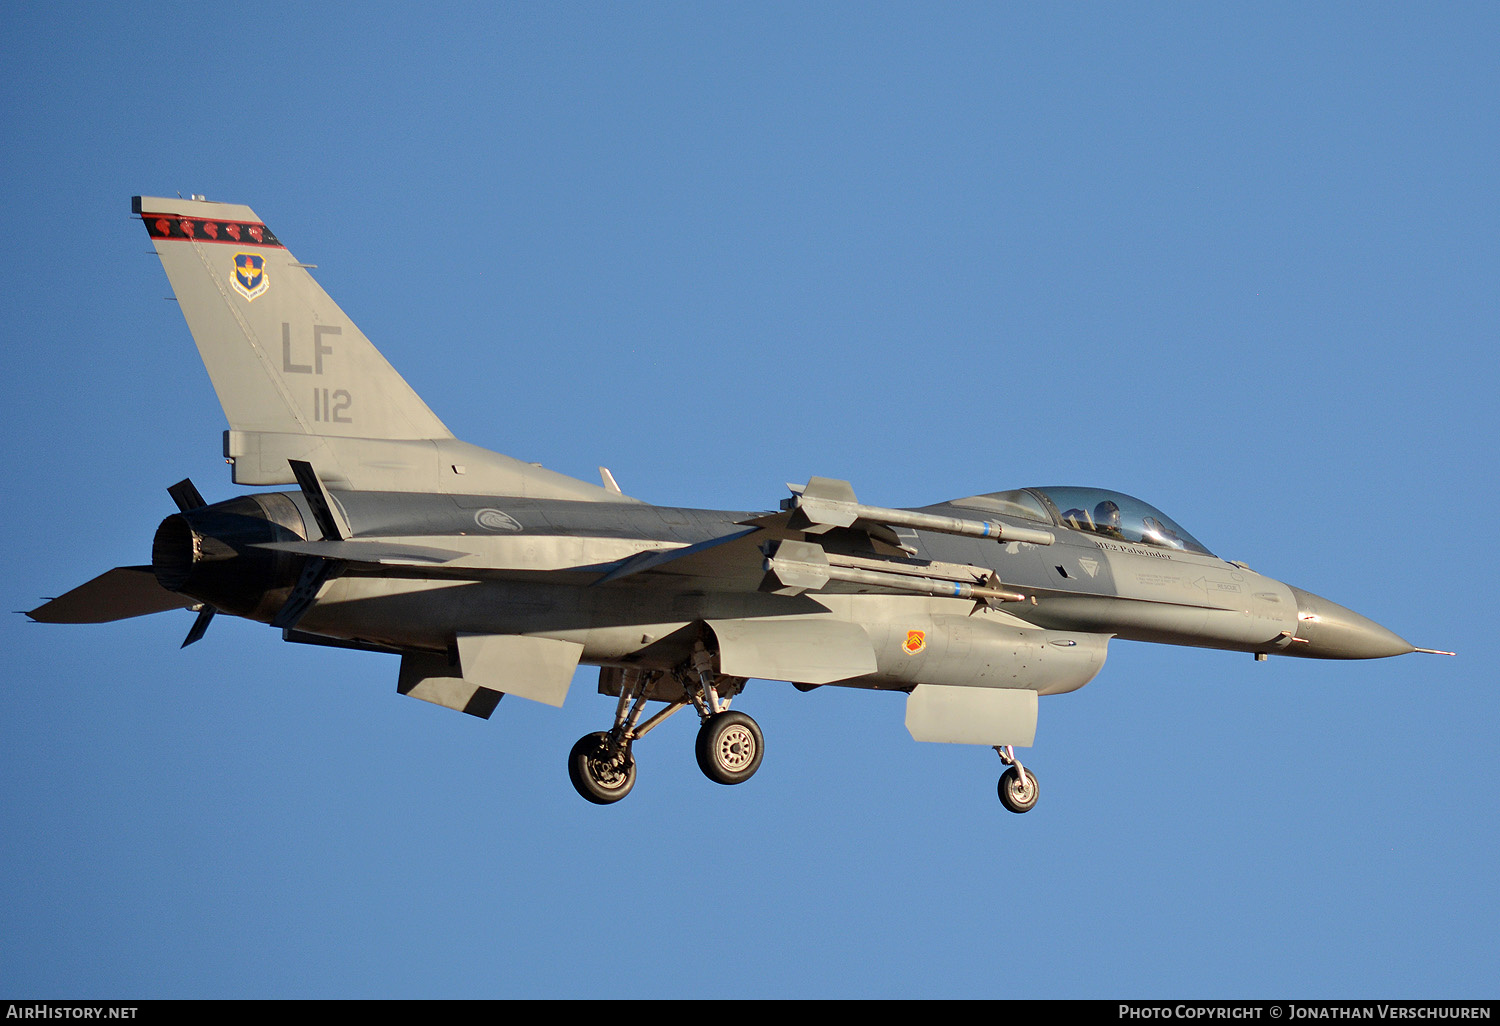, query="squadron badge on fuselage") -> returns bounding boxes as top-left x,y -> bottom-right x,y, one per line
231,252 -> 268,302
